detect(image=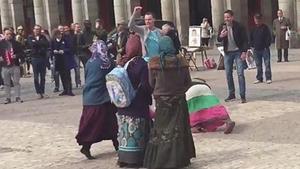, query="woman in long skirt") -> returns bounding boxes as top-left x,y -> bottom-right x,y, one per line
116,34 -> 153,168
75,40 -> 118,159
145,36 -> 196,169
